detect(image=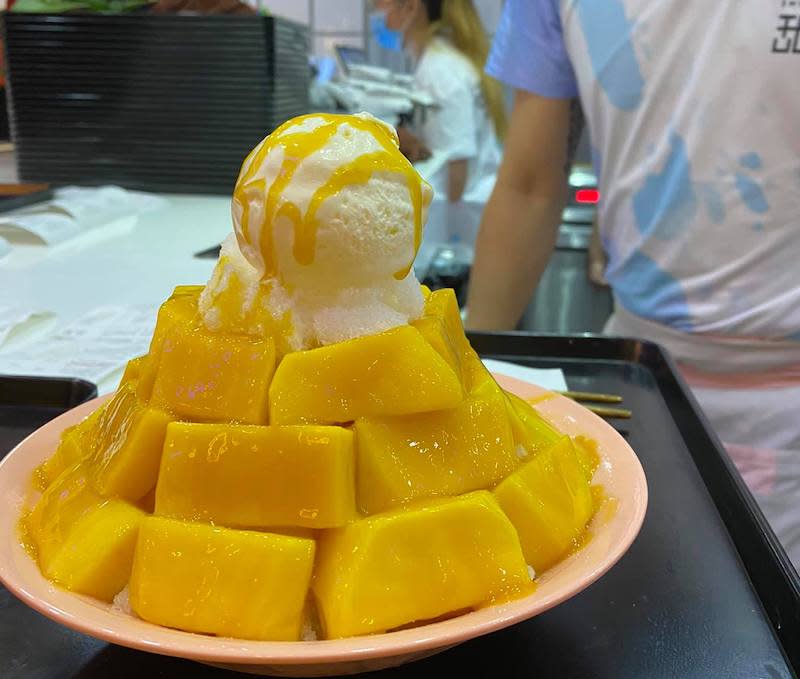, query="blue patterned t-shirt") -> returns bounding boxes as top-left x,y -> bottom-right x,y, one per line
488,0 -> 800,339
